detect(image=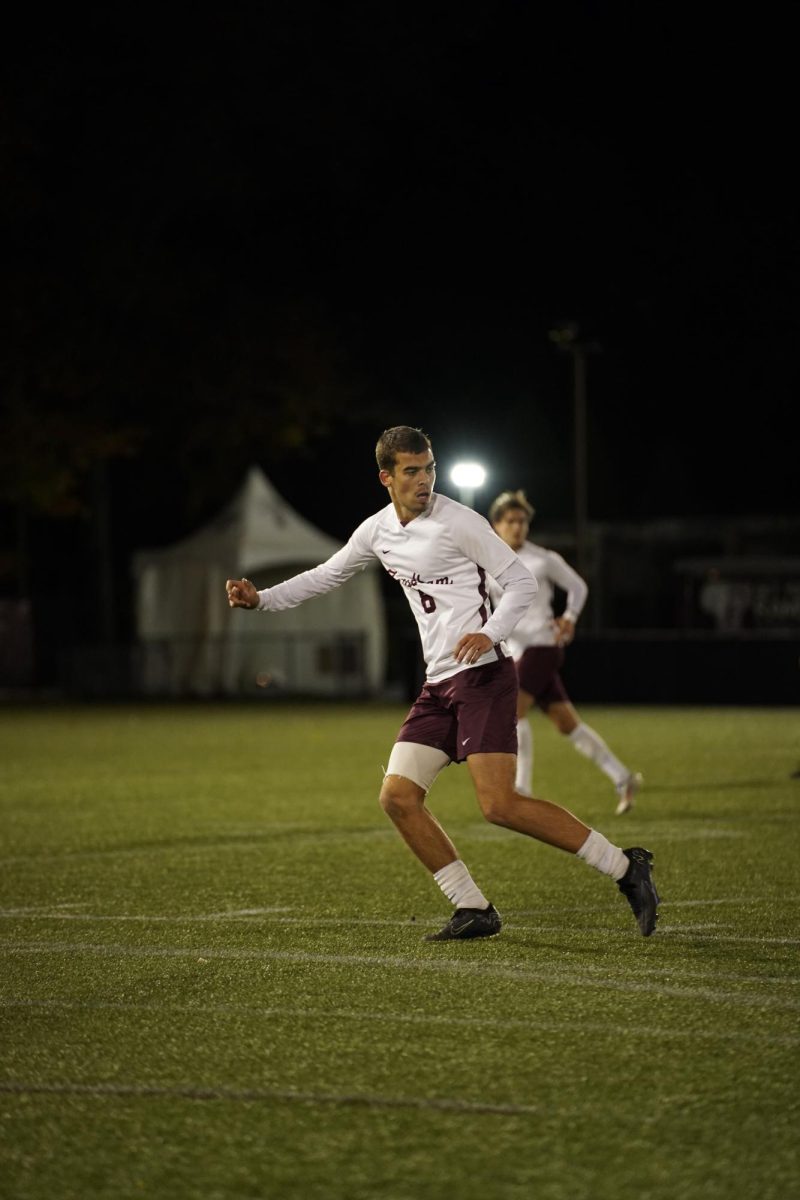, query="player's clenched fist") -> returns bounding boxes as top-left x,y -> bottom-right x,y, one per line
226,578 -> 259,609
